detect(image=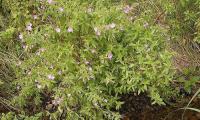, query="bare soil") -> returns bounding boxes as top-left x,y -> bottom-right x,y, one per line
120,93 -> 200,120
